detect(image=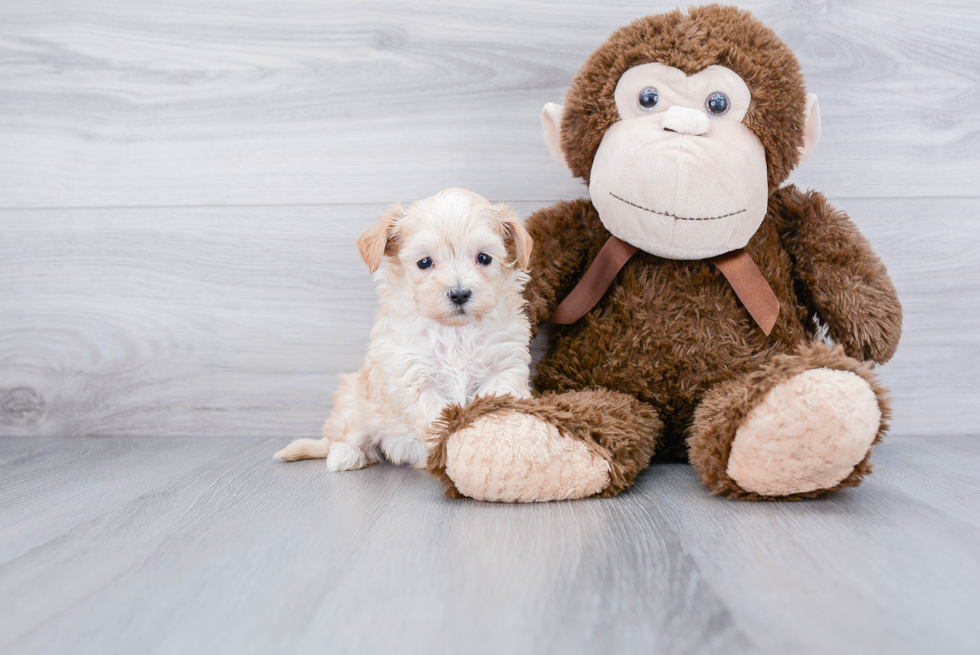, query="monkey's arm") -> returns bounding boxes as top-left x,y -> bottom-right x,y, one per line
775,186 -> 902,364
523,199 -> 607,331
